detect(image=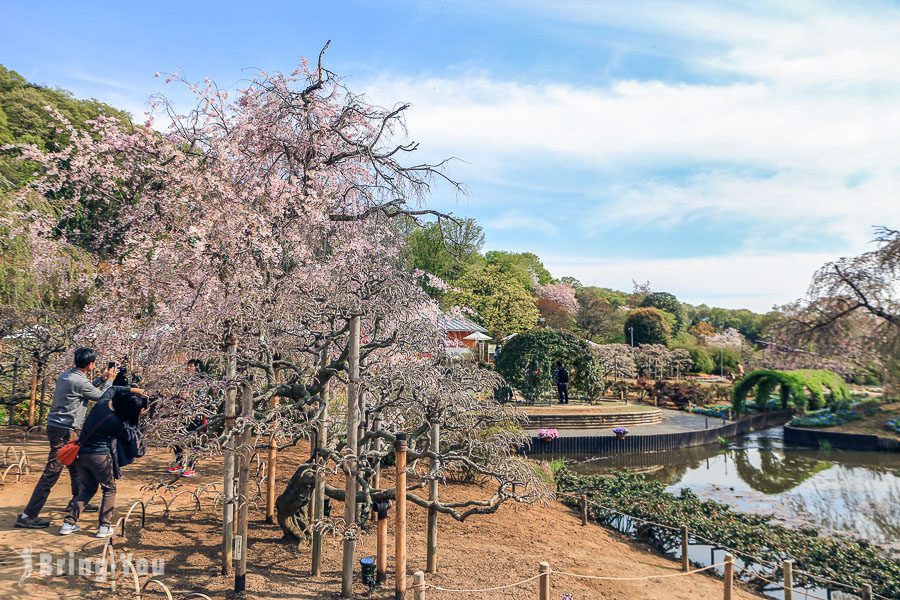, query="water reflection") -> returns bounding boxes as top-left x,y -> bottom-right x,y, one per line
568,427 -> 900,554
